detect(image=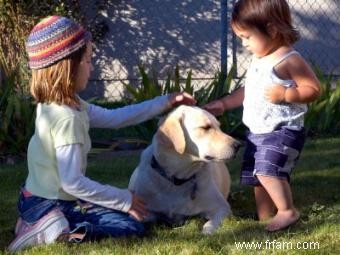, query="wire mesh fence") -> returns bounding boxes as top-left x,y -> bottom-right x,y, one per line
81,0 -> 339,101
